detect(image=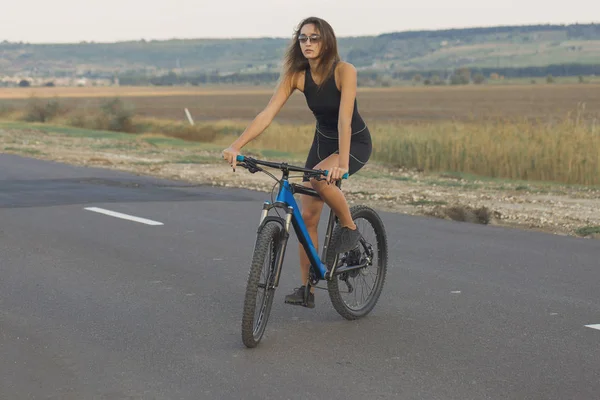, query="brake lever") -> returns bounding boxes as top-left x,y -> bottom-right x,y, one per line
305,172 -> 327,181
237,160 -> 262,174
